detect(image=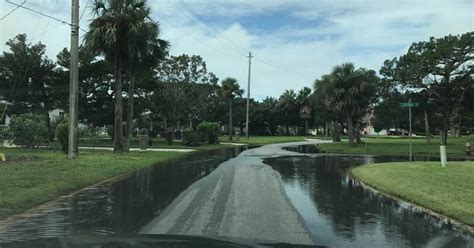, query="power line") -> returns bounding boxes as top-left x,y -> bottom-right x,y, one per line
170,0 -> 317,78
38,0 -> 59,41
0,0 -> 26,20
32,0 -> 48,39
79,0 -> 90,22
170,0 -> 248,57
176,0 -> 249,54
4,0 -> 86,32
